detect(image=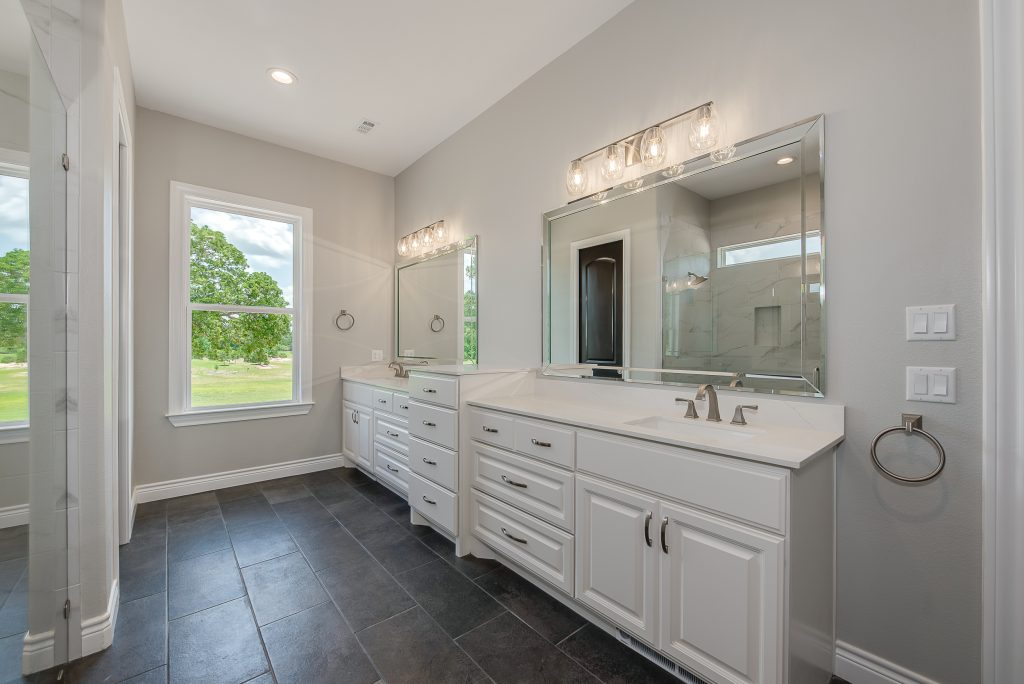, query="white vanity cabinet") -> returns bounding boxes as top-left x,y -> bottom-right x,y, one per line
342,401 -> 372,472
342,379 -> 411,495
